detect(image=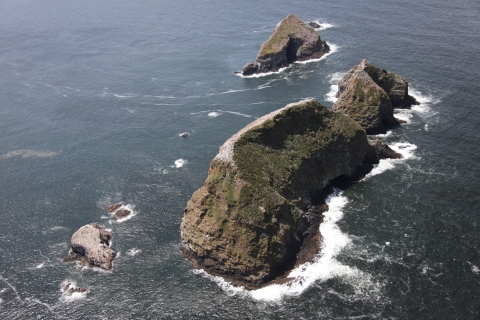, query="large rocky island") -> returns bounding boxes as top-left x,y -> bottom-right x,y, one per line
240,14 -> 330,76
180,99 -> 399,289
333,60 -> 419,134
